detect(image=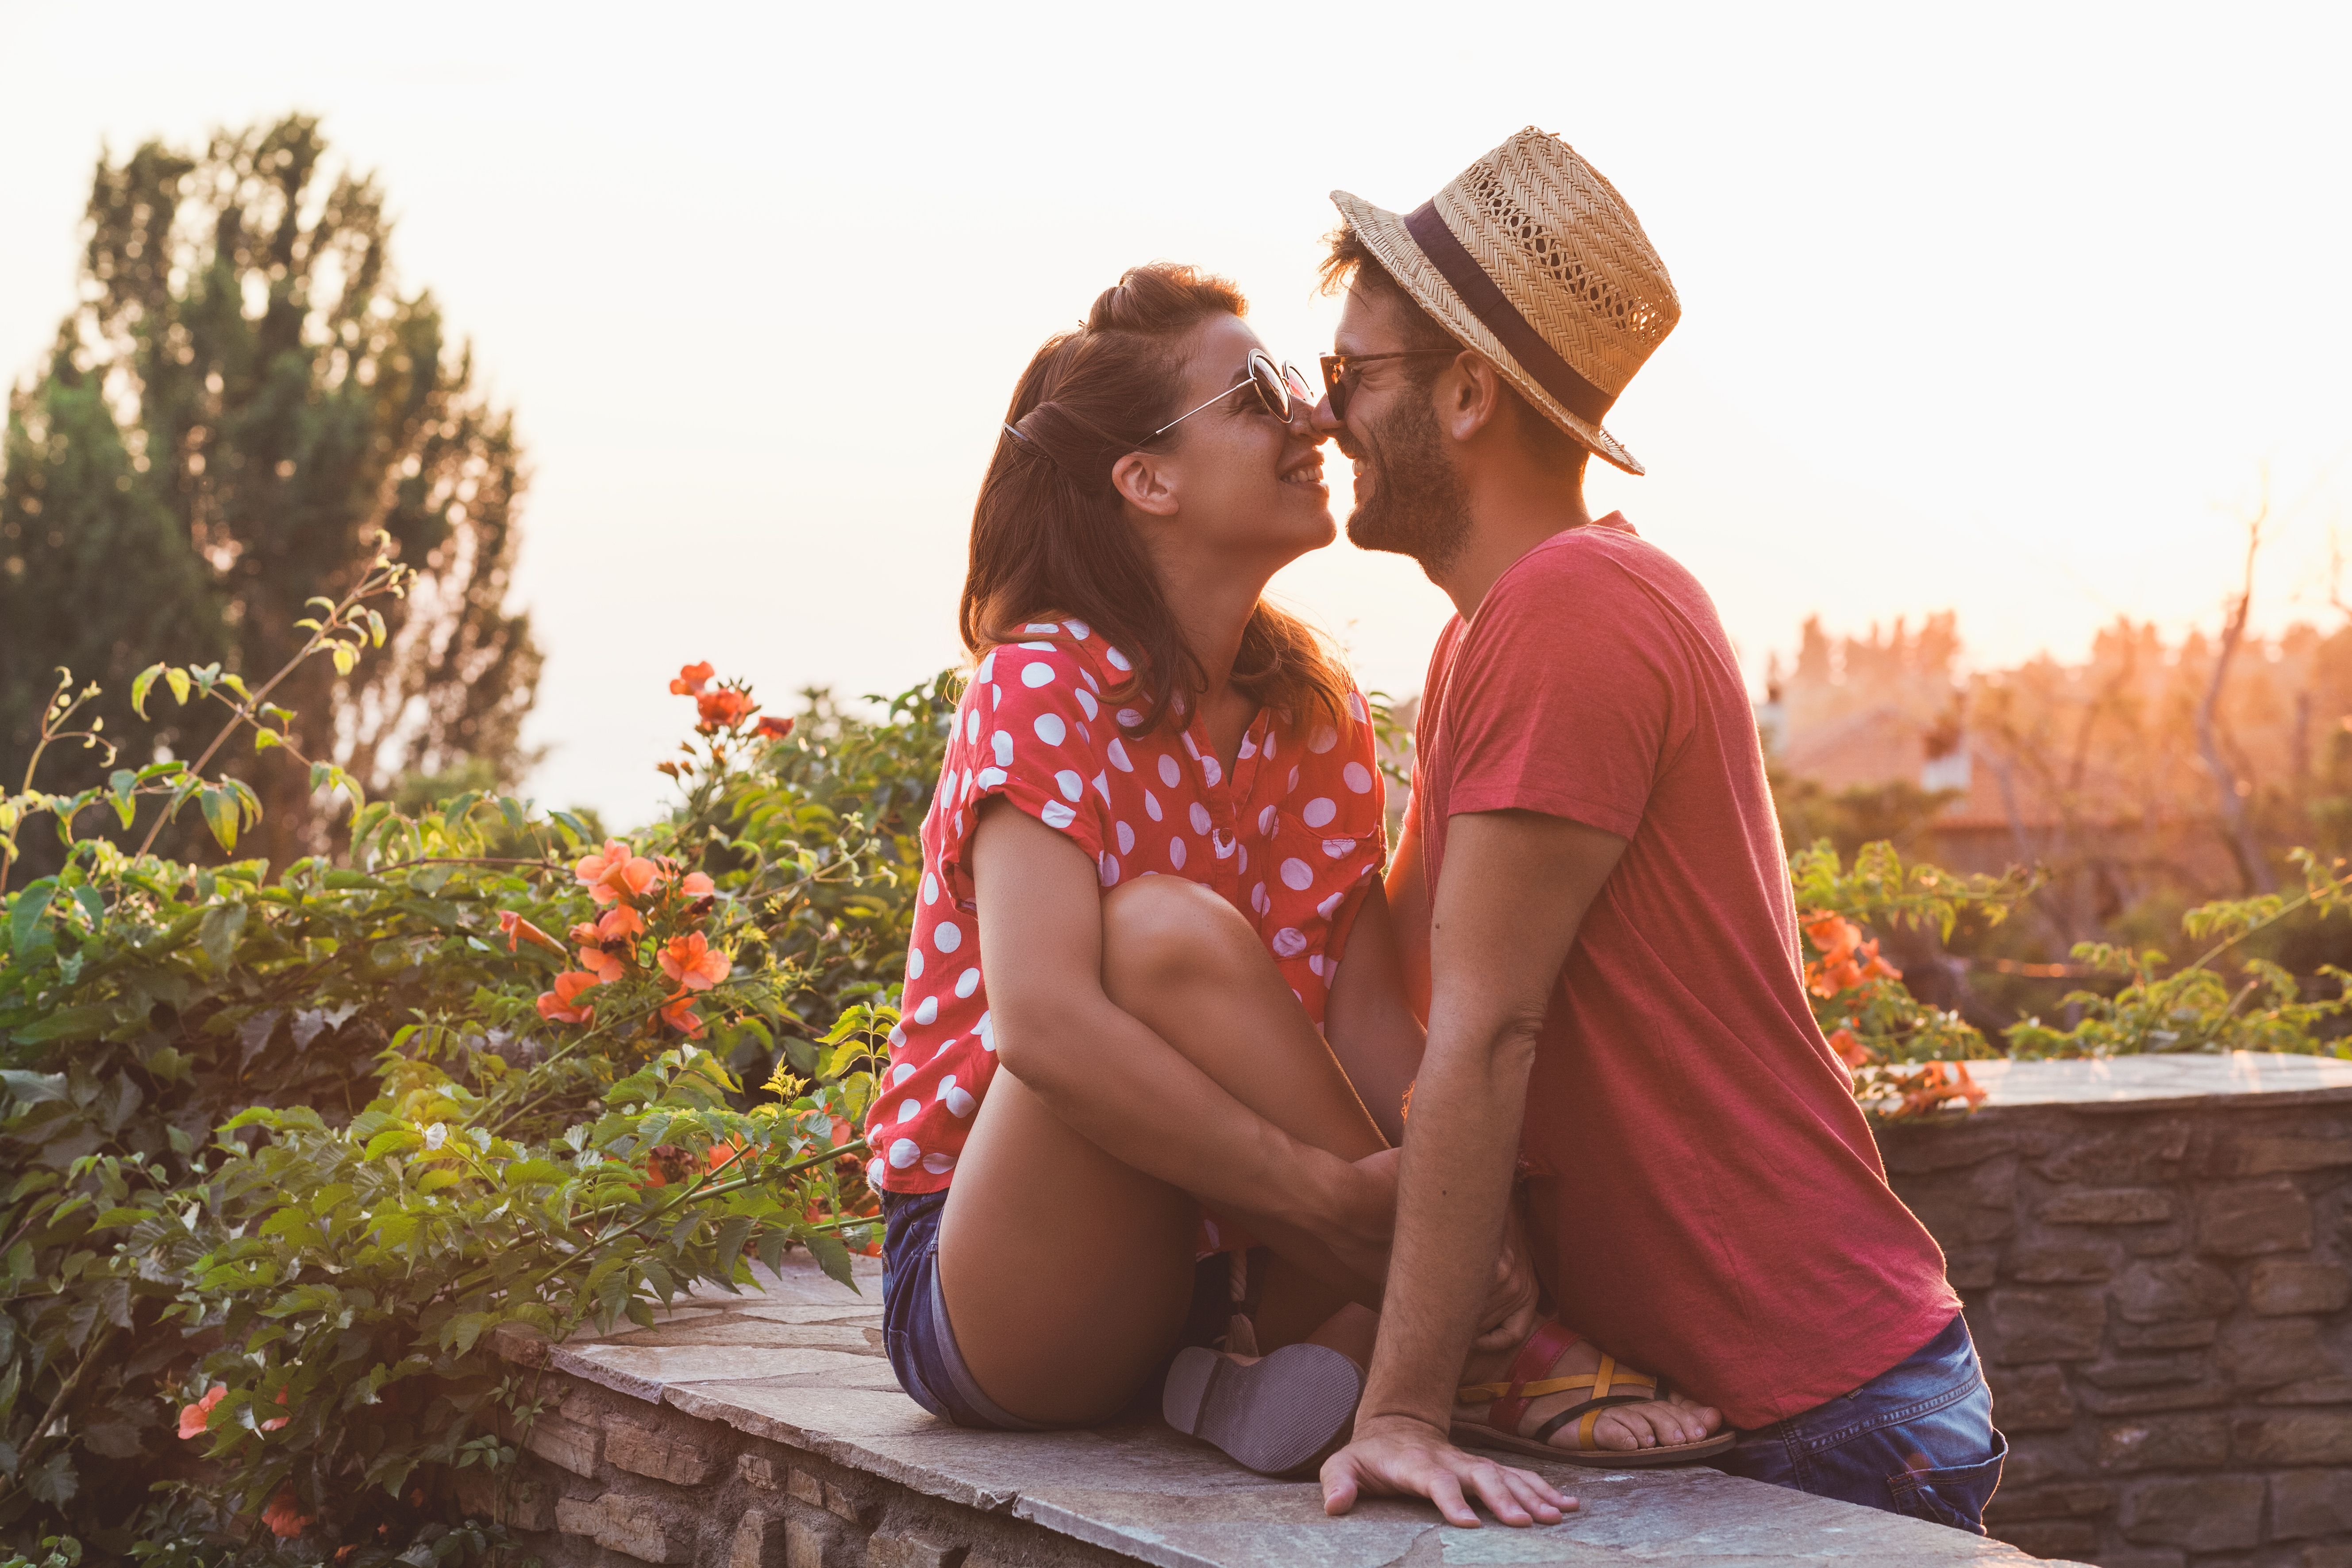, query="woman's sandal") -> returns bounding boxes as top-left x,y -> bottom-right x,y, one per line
1452,1319 -> 1735,1468
1163,1342 -> 1365,1477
